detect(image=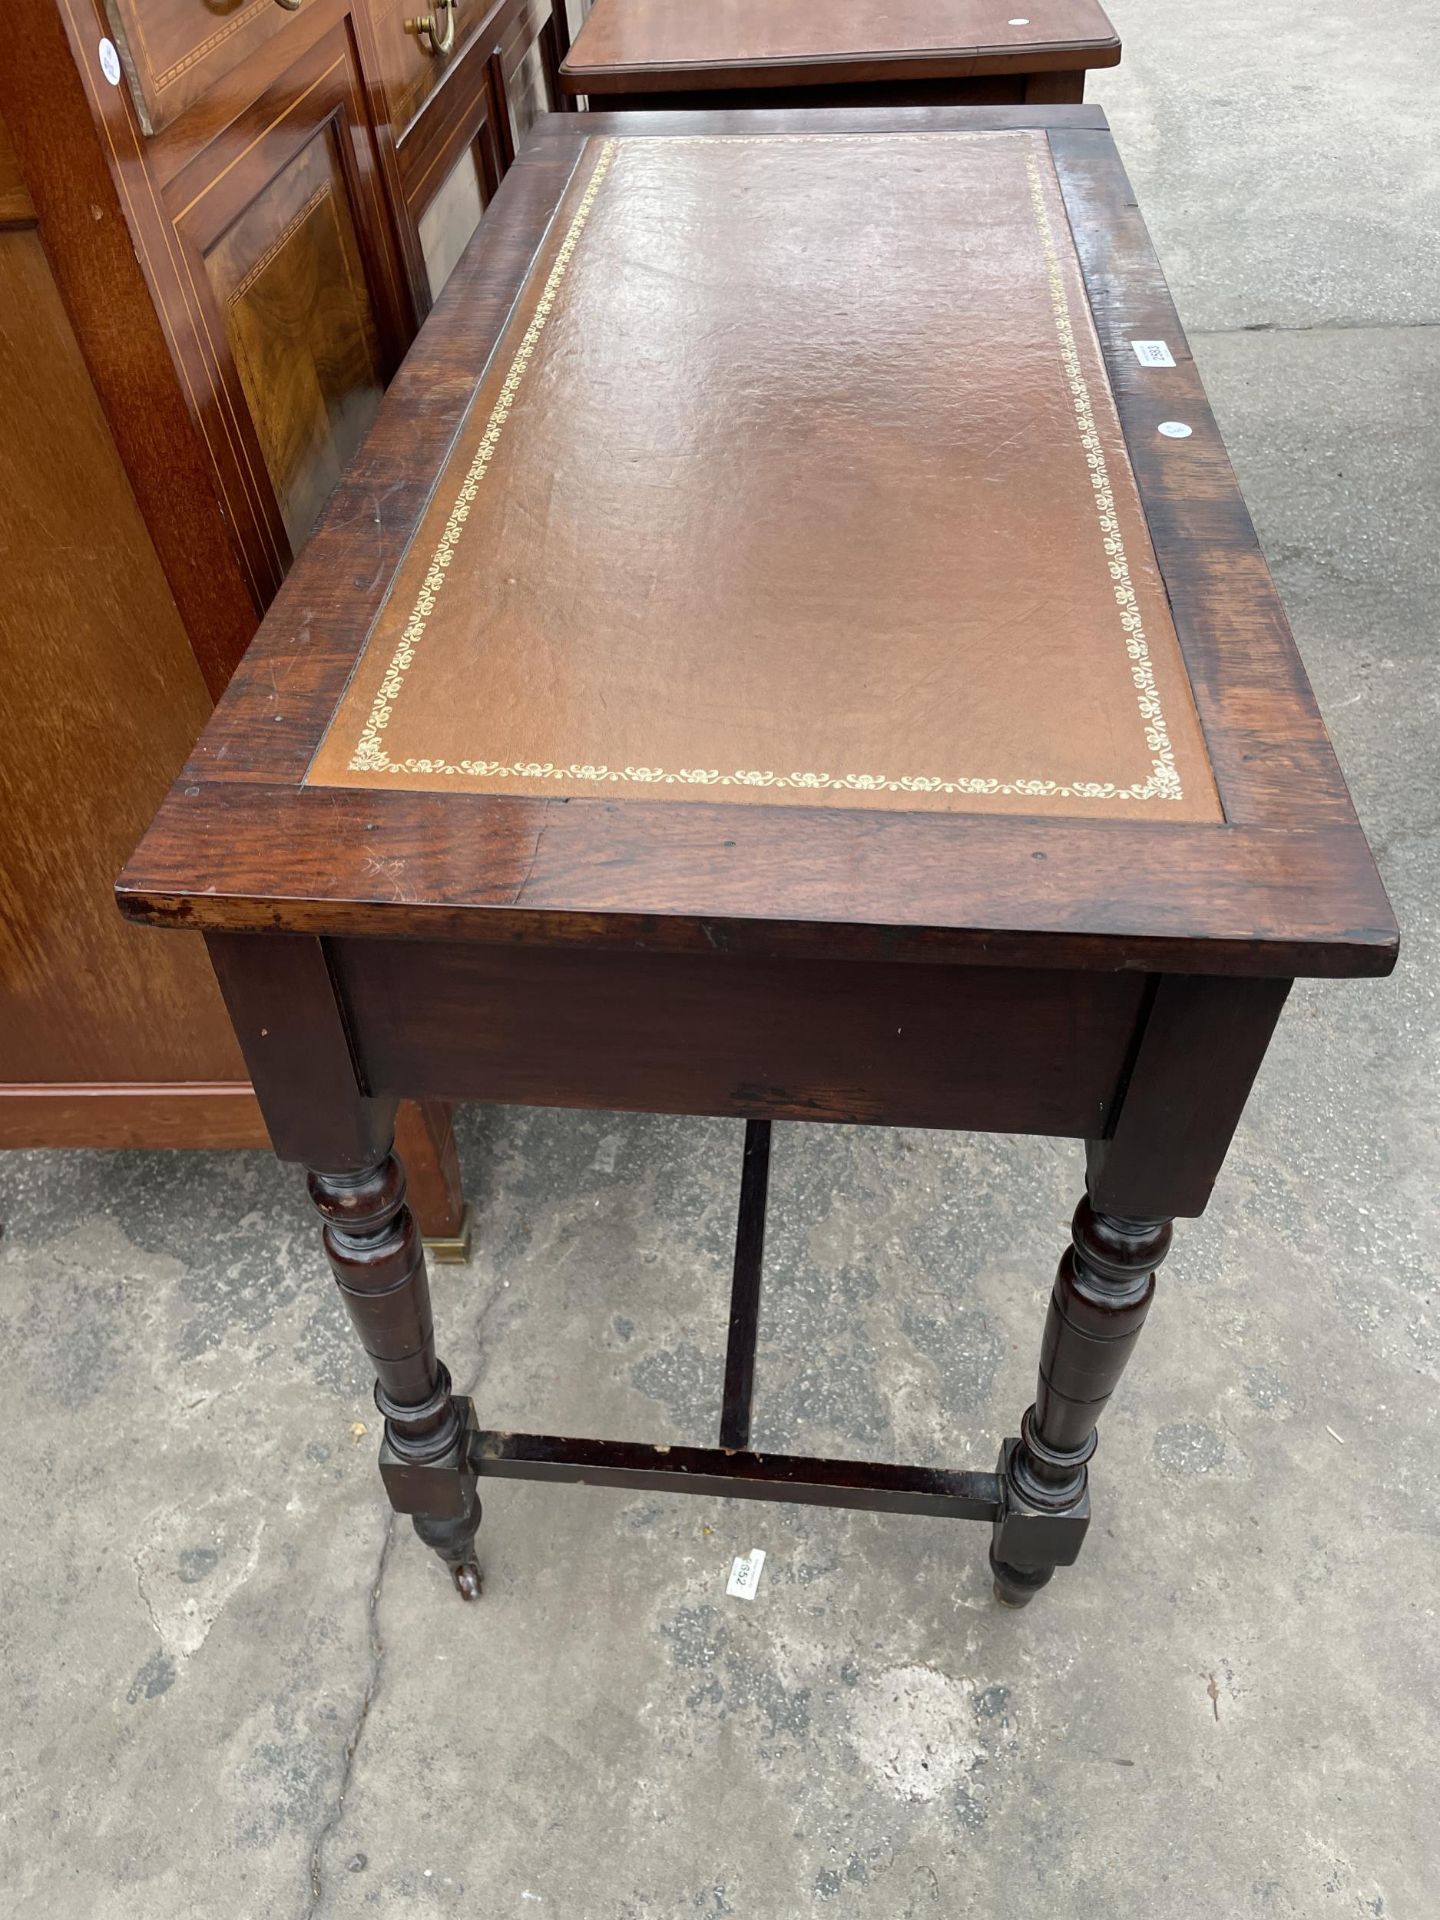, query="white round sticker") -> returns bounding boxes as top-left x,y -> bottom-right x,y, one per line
98,37 -> 122,86
1158,421 -> 1193,439
1009,17 -> 1031,24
